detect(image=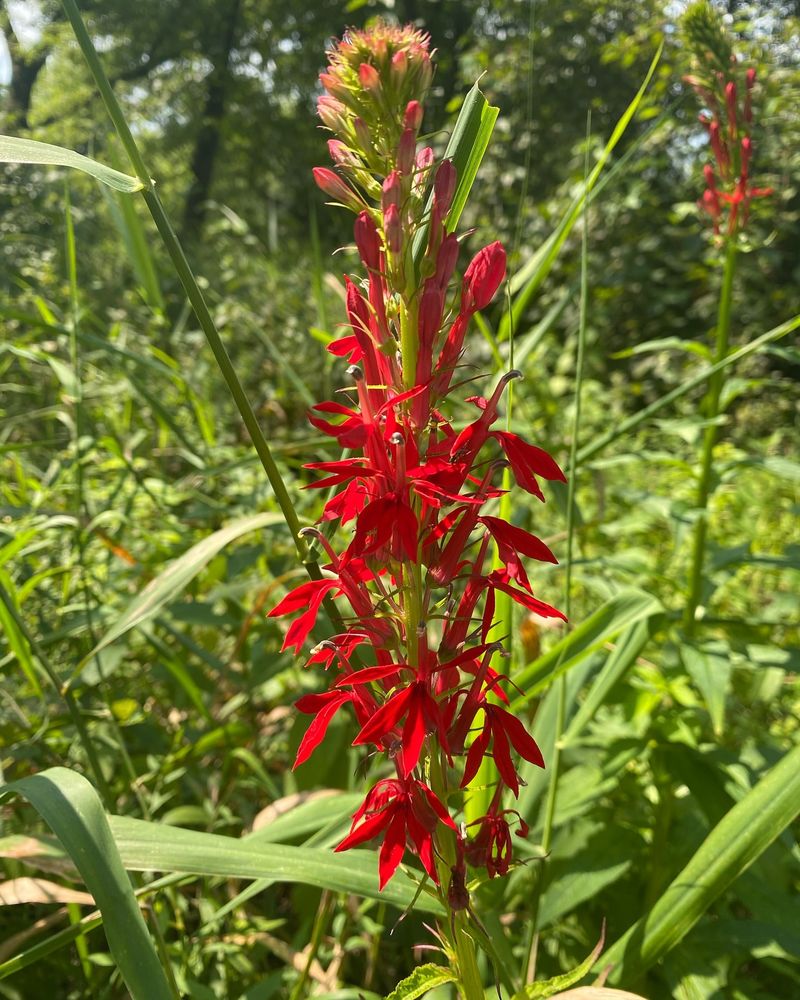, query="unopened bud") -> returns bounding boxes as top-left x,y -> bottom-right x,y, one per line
358,62 -> 381,92
354,211 -> 381,271
403,100 -> 424,132
392,50 -> 408,79
463,241 -> 507,312
434,233 -> 460,289
397,128 -> 417,175
317,94 -> 346,131
434,159 -> 457,215
384,203 -> 403,254
313,167 -> 363,212
382,170 -> 402,211
725,80 -> 737,131
328,139 -> 357,167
